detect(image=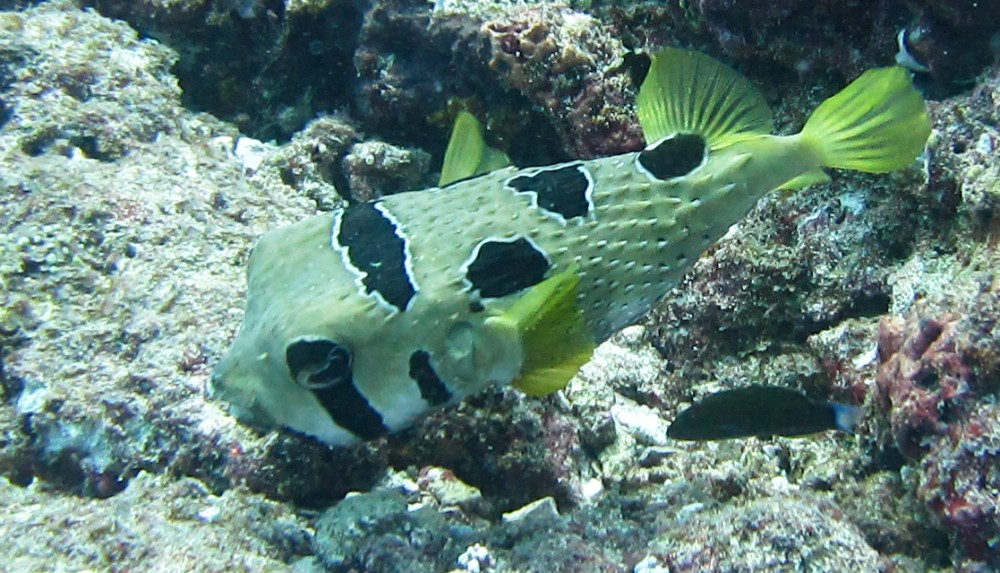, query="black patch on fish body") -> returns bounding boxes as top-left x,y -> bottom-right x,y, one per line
667,386 -> 839,441
465,237 -> 550,298
336,202 -> 416,312
409,350 -> 452,406
285,339 -> 388,440
637,133 -> 706,179
506,164 -> 593,221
